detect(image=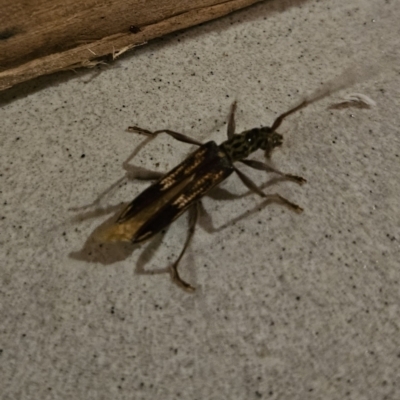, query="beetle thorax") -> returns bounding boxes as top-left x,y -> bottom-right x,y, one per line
220,127 -> 281,162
